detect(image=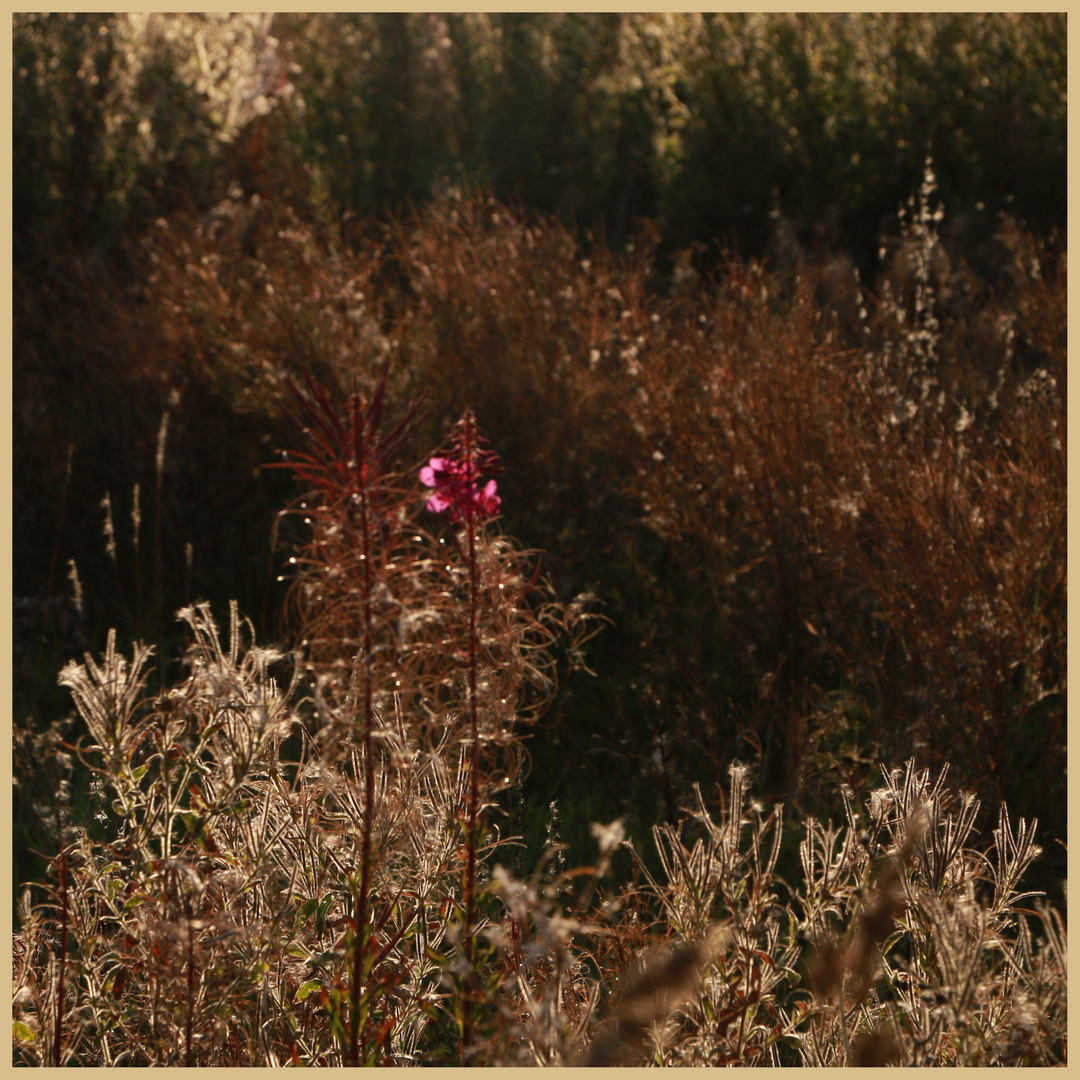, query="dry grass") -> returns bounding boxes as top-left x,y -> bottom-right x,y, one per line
14,656 -> 1065,1065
